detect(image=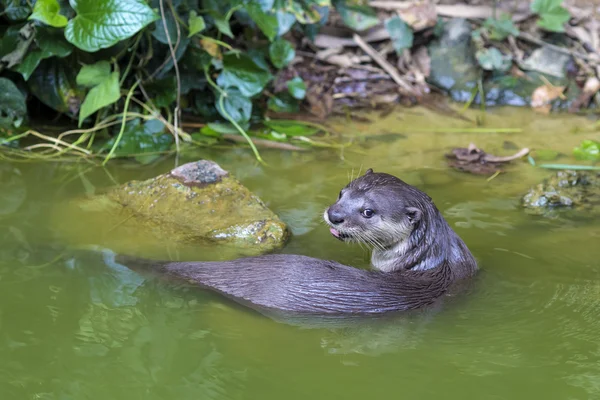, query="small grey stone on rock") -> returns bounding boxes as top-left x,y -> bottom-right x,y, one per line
170,160 -> 229,187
